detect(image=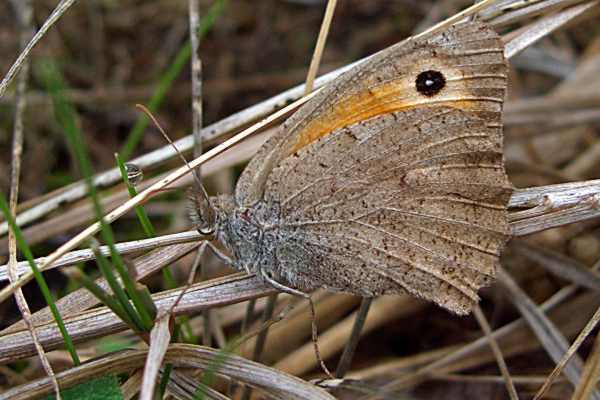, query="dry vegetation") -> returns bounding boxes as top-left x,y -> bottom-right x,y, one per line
1,0 -> 600,399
